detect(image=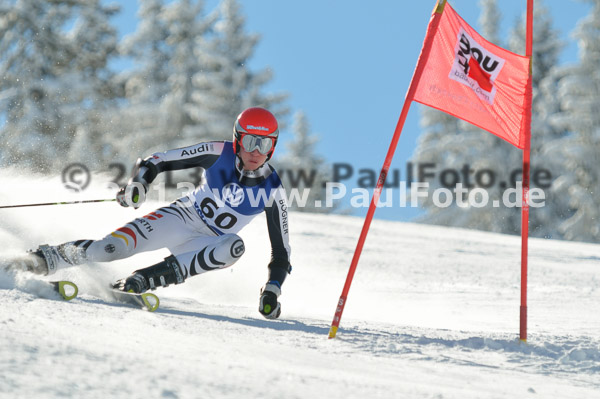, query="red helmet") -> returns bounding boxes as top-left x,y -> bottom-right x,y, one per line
233,107 -> 279,160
